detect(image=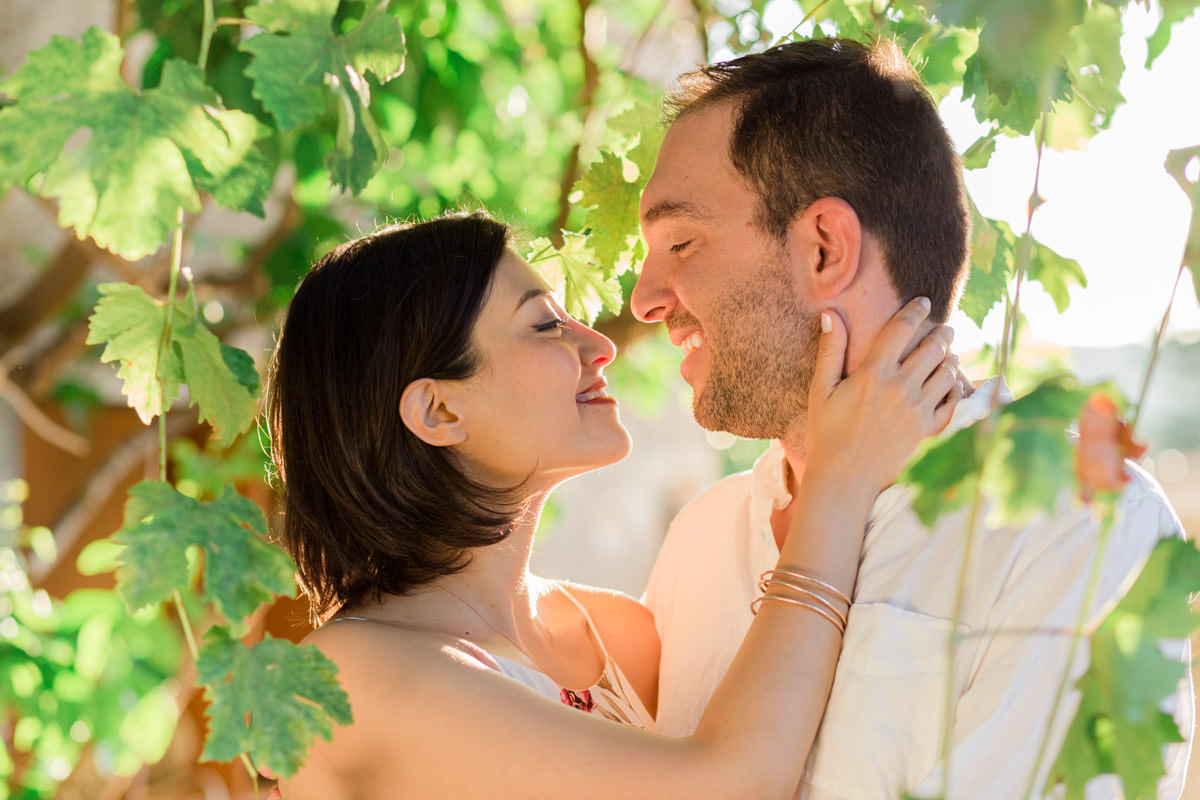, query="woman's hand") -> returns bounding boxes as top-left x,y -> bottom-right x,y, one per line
804,297 -> 962,499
